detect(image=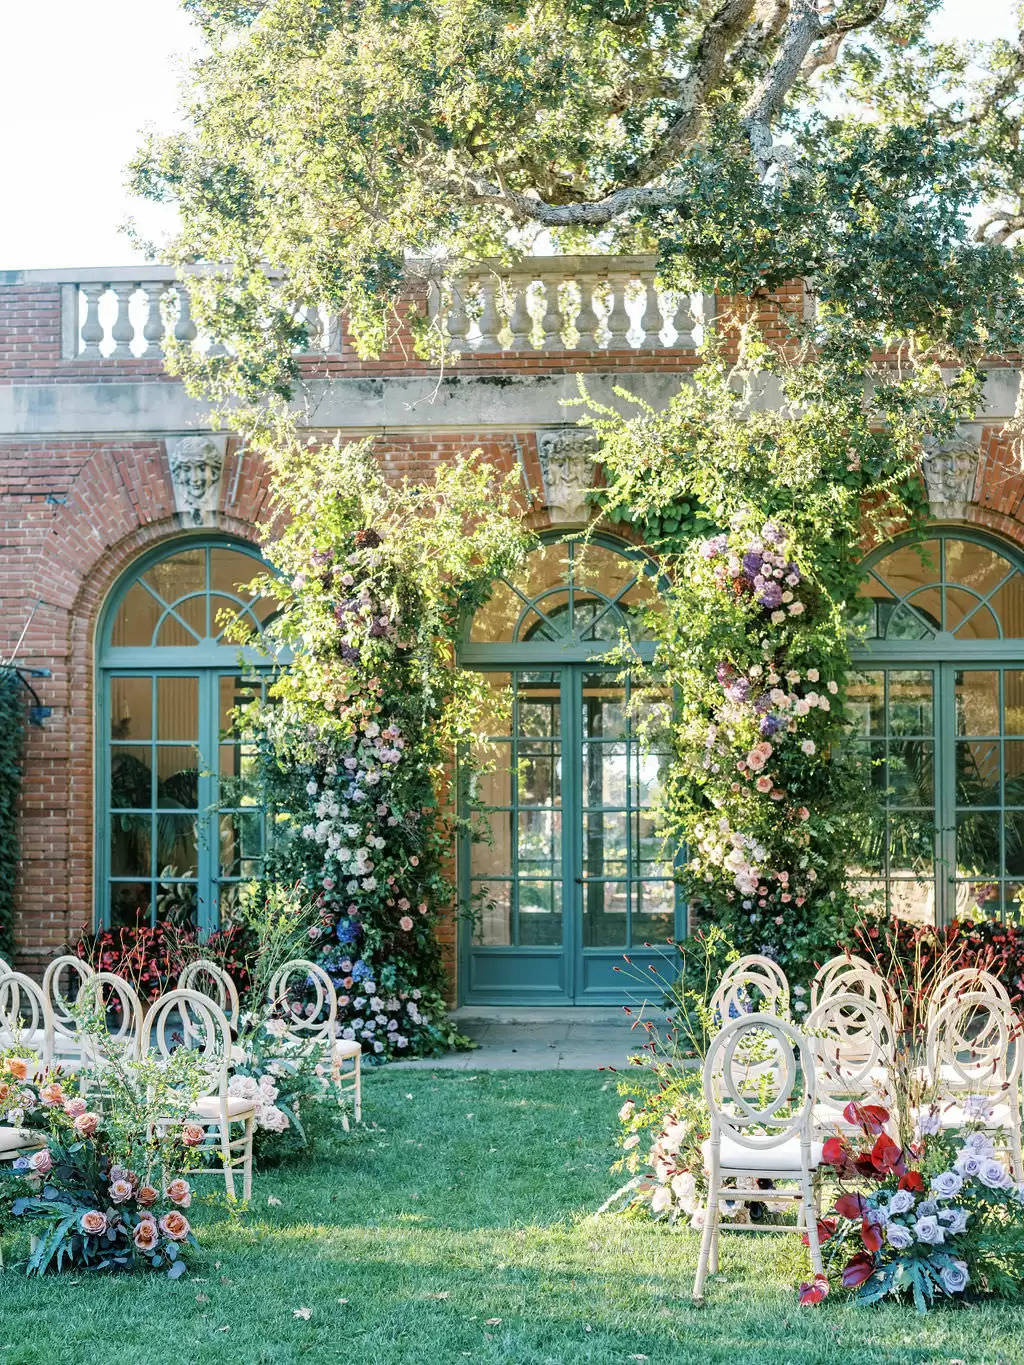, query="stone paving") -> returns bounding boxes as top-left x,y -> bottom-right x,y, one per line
386,1006 -> 667,1071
